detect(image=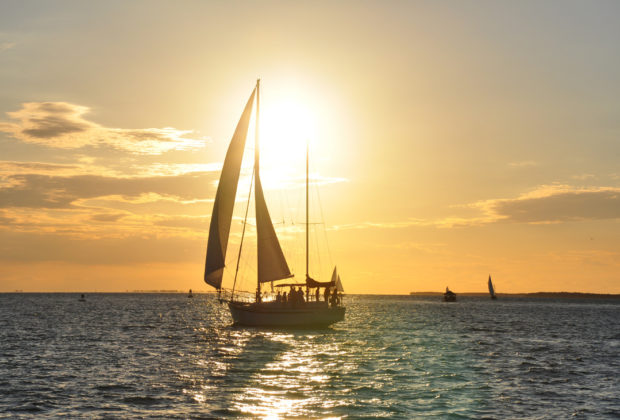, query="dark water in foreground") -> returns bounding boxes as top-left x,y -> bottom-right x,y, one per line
0,294 -> 618,419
